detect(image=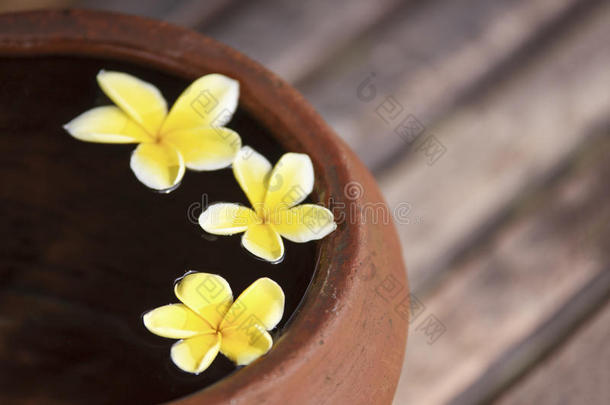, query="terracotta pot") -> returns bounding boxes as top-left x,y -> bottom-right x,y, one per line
0,9 -> 408,404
